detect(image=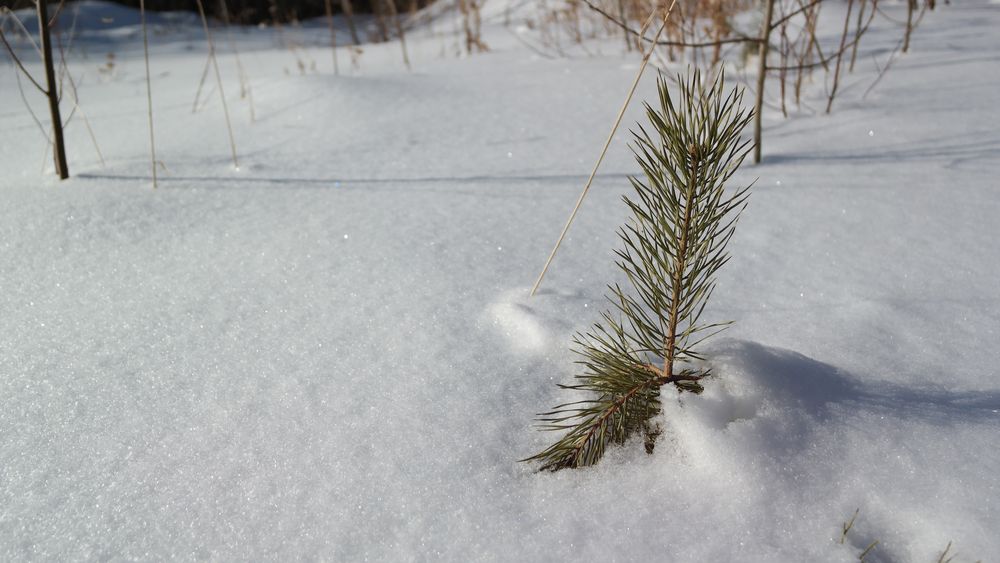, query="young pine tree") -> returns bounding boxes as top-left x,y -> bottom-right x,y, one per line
526,71 -> 753,471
